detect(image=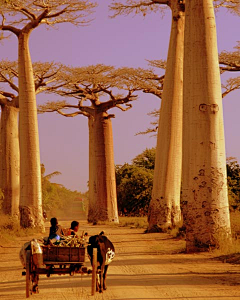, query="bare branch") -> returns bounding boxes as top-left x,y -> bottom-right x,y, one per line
109,0 -> 168,18
55,109 -> 84,117
0,90 -> 16,98
0,70 -> 19,92
135,127 -> 158,136
38,99 -> 90,117
222,76 -> 240,98
214,0 -> 240,15
219,48 -> 240,73
19,7 -> 37,20
116,103 -> 132,111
